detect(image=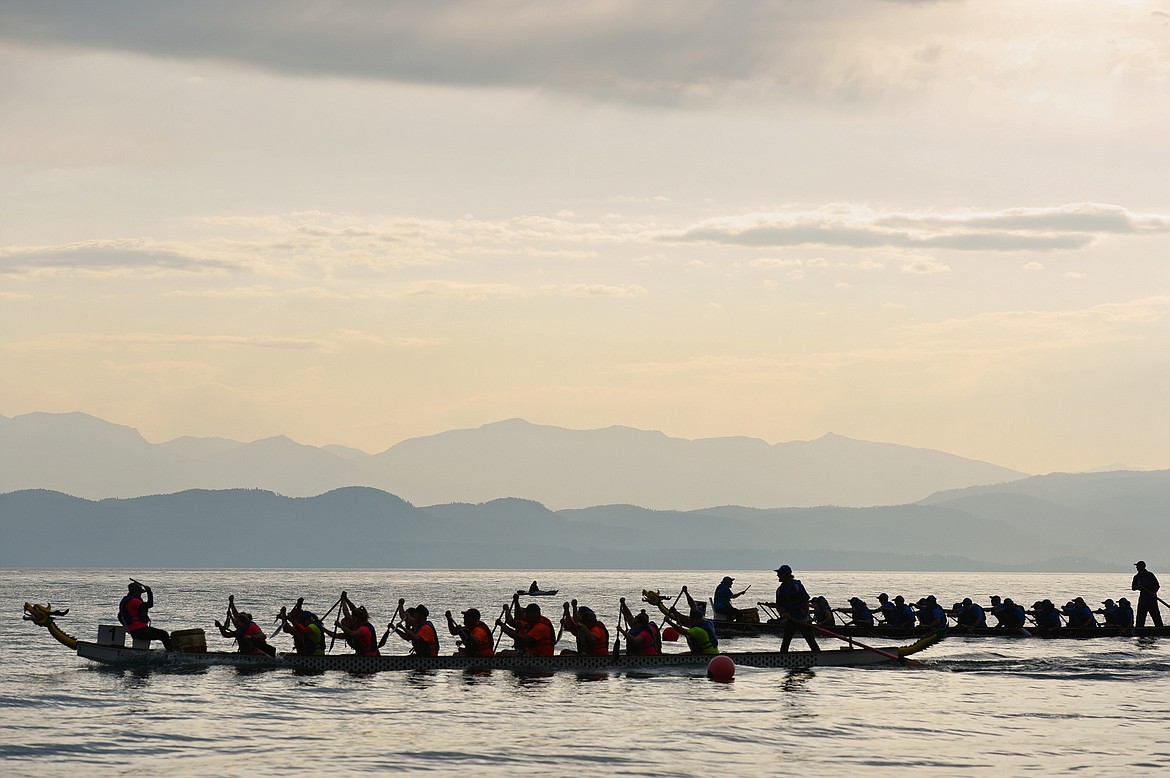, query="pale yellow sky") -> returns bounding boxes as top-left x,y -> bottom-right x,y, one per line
2,1 -> 1169,473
